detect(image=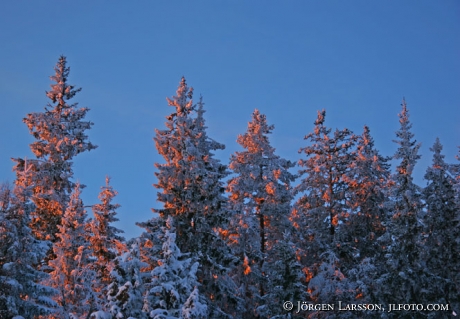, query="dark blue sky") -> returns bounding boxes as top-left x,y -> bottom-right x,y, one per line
1,1 -> 459,238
